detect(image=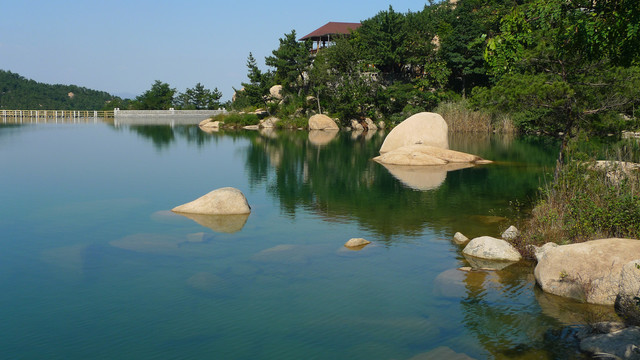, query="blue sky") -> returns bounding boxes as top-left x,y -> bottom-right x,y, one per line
1,0 -> 431,101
